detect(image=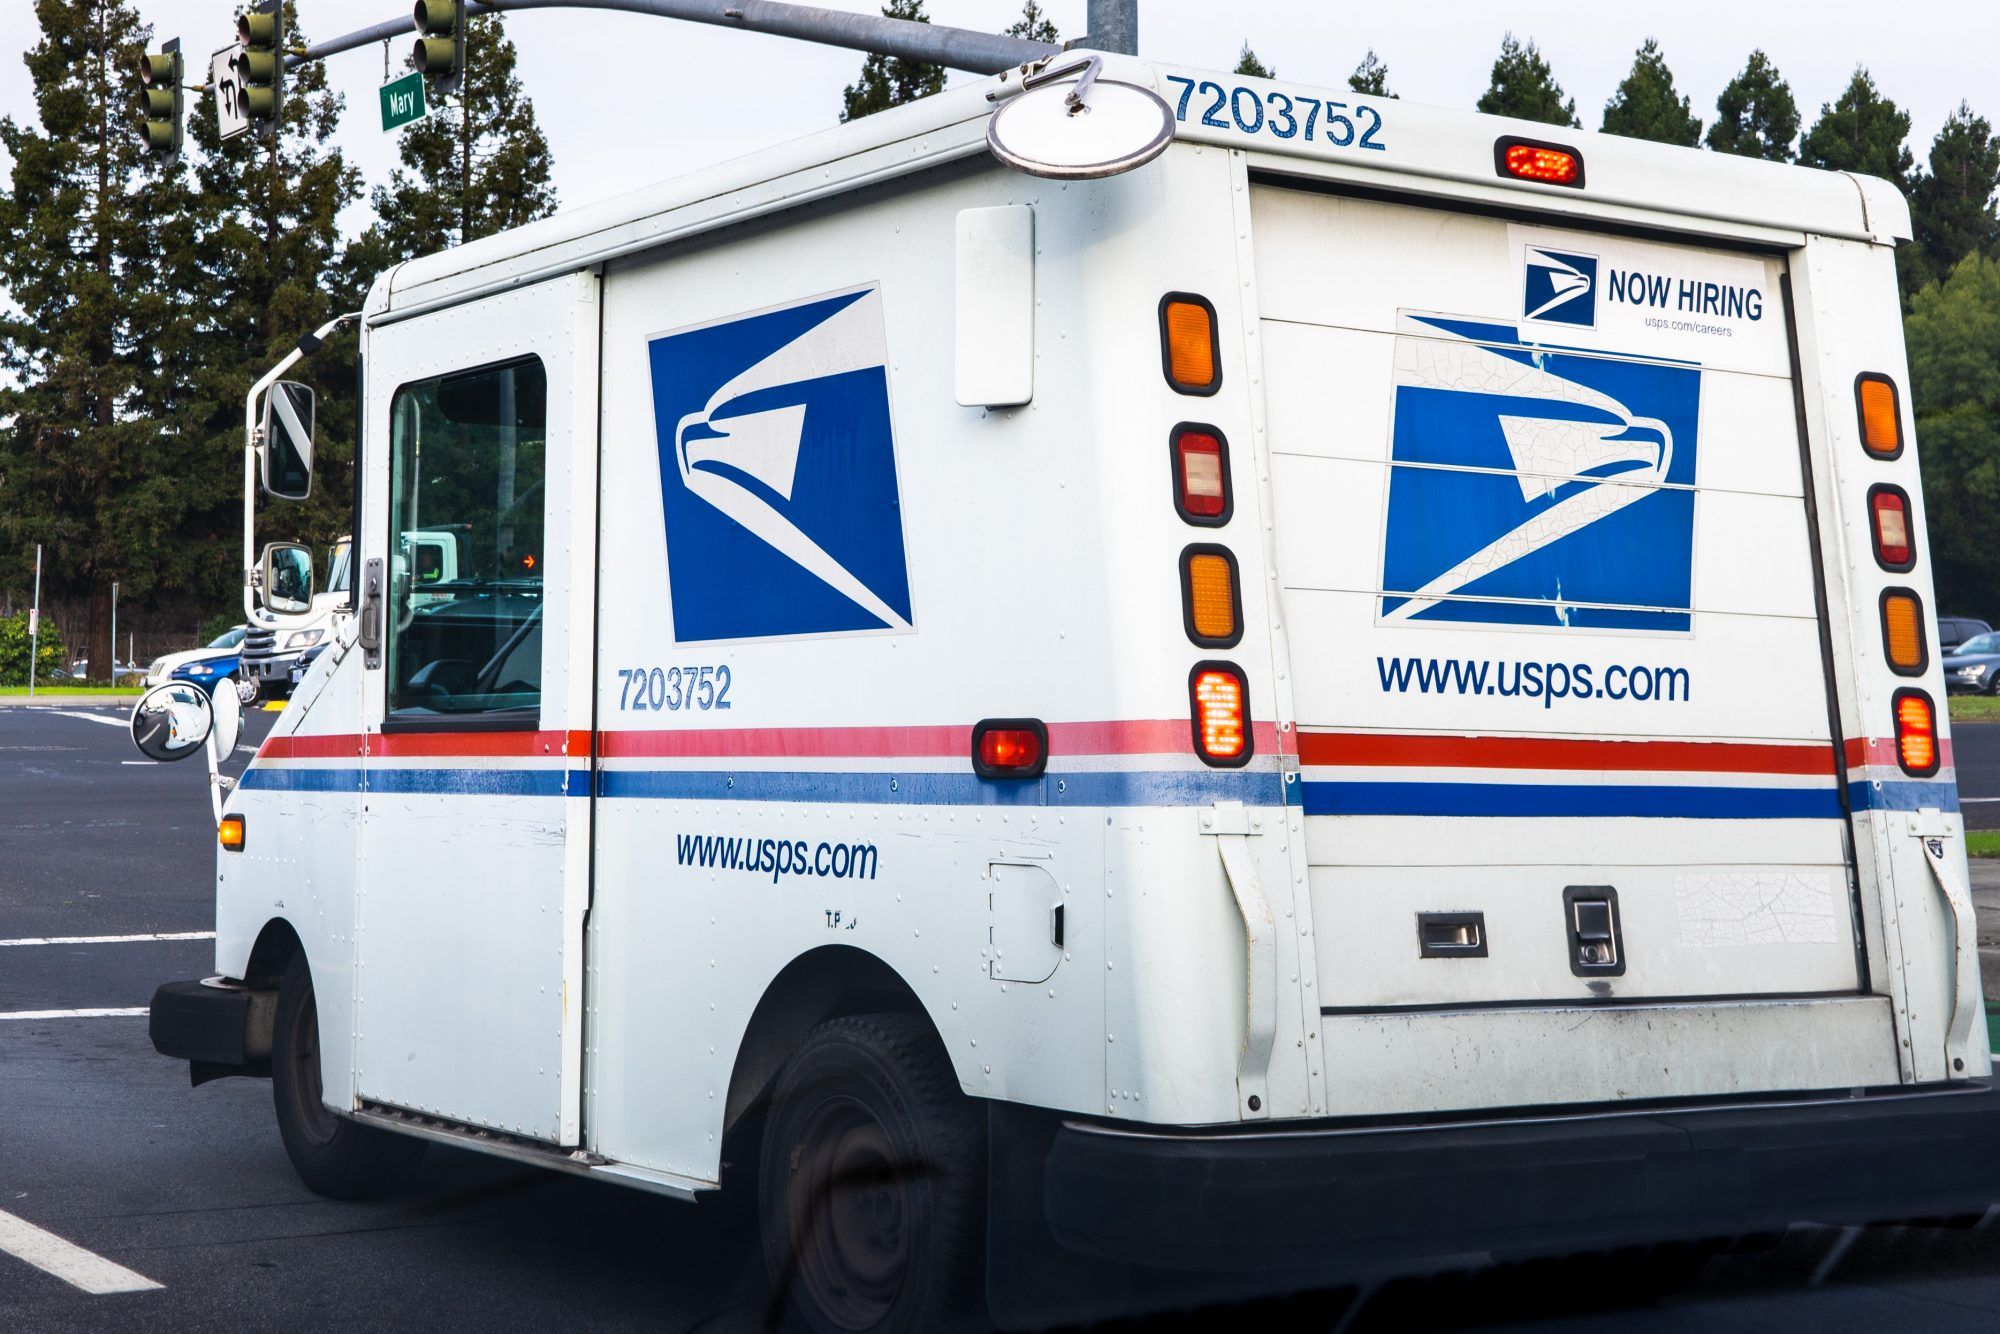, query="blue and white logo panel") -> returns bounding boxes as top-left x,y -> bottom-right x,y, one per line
1380,314 -> 1702,632
647,285 -> 914,644
1522,245 -> 1597,327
